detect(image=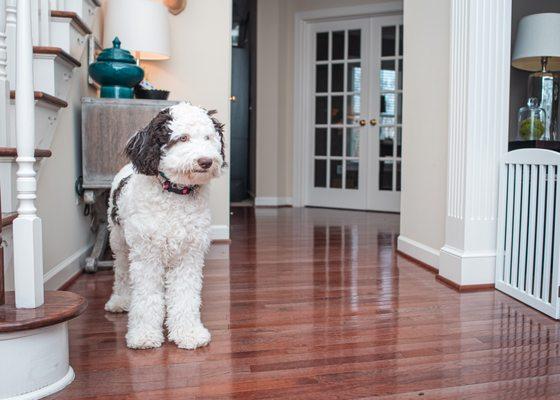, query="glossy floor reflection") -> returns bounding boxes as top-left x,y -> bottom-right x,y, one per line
48,207 -> 560,399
